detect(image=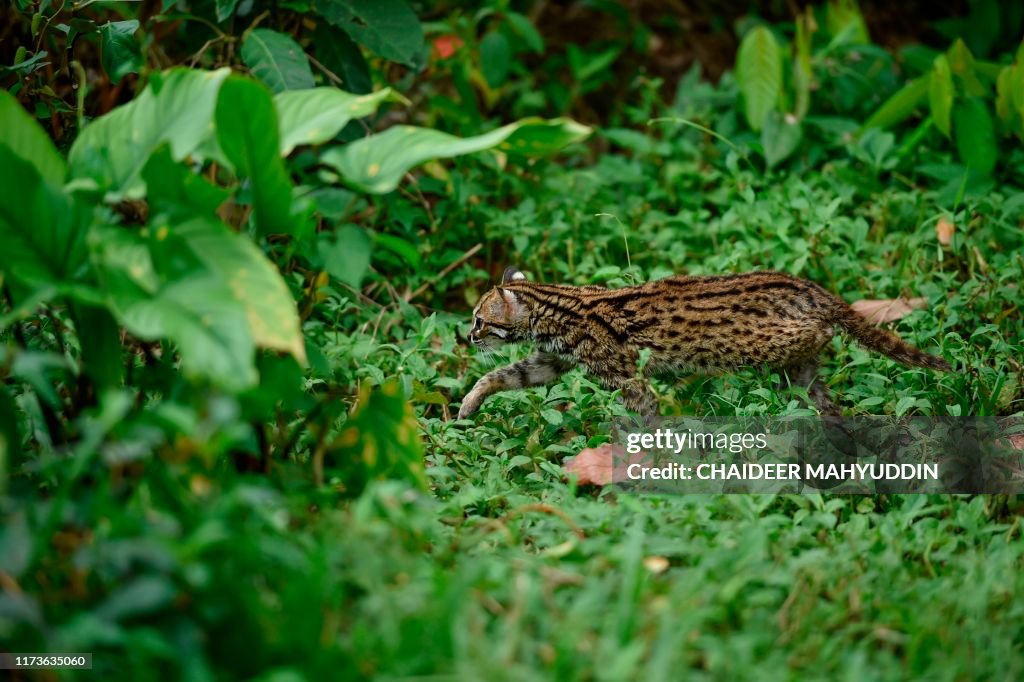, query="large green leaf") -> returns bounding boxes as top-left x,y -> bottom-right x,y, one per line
0,90 -> 65,185
216,0 -> 241,22
995,64 -> 1024,139
175,218 -> 306,364
480,31 -> 511,88
318,225 -> 371,289
321,118 -> 592,193
0,145 -> 89,288
953,97 -> 997,175
99,20 -> 142,84
860,76 -> 929,133
929,55 -> 954,138
314,0 -> 424,68
93,227 -> 258,390
761,111 -> 802,169
274,87 -> 397,155
142,145 -> 230,222
68,67 -> 231,198
241,29 -> 315,94
0,383 -> 18,494
313,23 -> 371,94
215,77 -> 297,236
735,26 -> 782,132
326,379 -> 426,493
71,302 -> 124,391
